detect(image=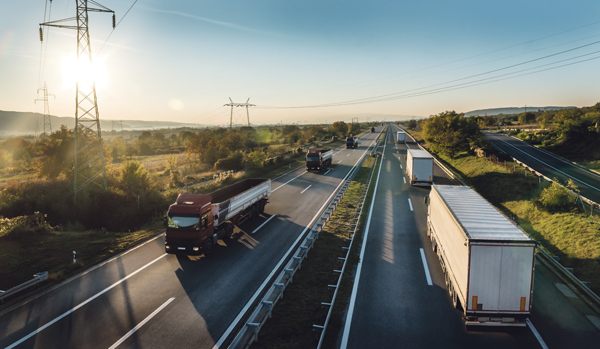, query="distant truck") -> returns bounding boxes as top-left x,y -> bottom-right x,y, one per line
426,185 -> 536,327
397,131 -> 406,143
346,136 -> 358,149
406,149 -> 433,186
165,178 -> 271,255
306,149 -> 333,171
371,127 -> 375,132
